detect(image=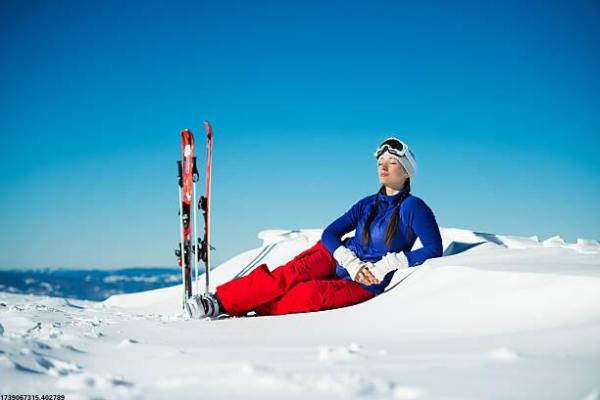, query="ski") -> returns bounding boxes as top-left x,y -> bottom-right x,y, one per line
176,129 -> 197,309
198,121 -> 214,294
